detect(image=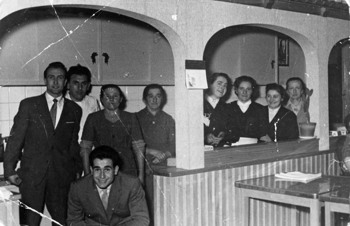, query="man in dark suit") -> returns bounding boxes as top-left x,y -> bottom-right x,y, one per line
4,62 -> 82,226
67,145 -> 149,226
